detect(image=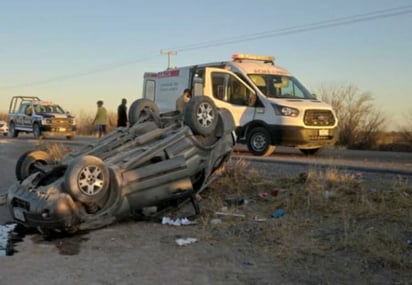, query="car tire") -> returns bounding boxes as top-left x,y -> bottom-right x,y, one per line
300,148 -> 320,155
64,155 -> 110,206
128,99 -> 160,127
33,123 -> 43,139
184,96 -> 218,136
215,108 -> 235,138
247,127 -> 275,156
66,135 -> 74,140
15,150 -> 53,181
9,122 -> 19,138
